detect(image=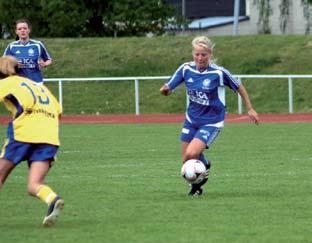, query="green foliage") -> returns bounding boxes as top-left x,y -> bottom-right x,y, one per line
0,0 -> 175,37
40,0 -> 91,37
302,0 -> 312,34
253,0 -> 273,34
0,0 -> 43,37
0,123 -> 312,242
279,0 -> 290,33
104,0 -> 174,36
